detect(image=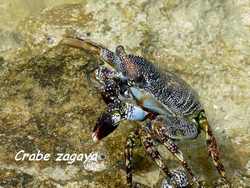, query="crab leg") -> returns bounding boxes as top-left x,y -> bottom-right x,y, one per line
139,123 -> 171,177
62,37 -> 103,54
125,125 -> 172,188
125,129 -> 139,188
152,117 -> 198,185
125,122 -> 192,187
62,37 -> 116,65
197,110 -> 227,181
